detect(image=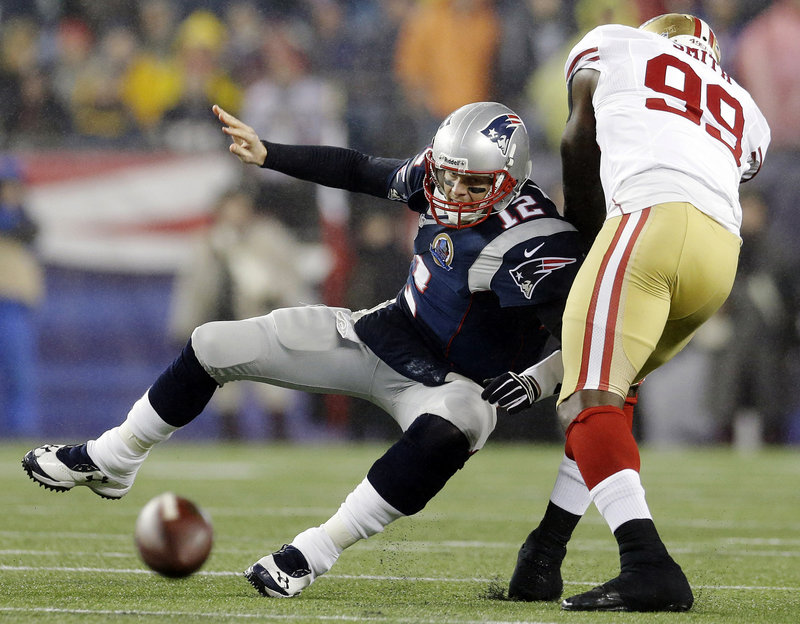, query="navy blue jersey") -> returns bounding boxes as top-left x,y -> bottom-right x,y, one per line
353,151 -> 583,385
261,141 -> 584,385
